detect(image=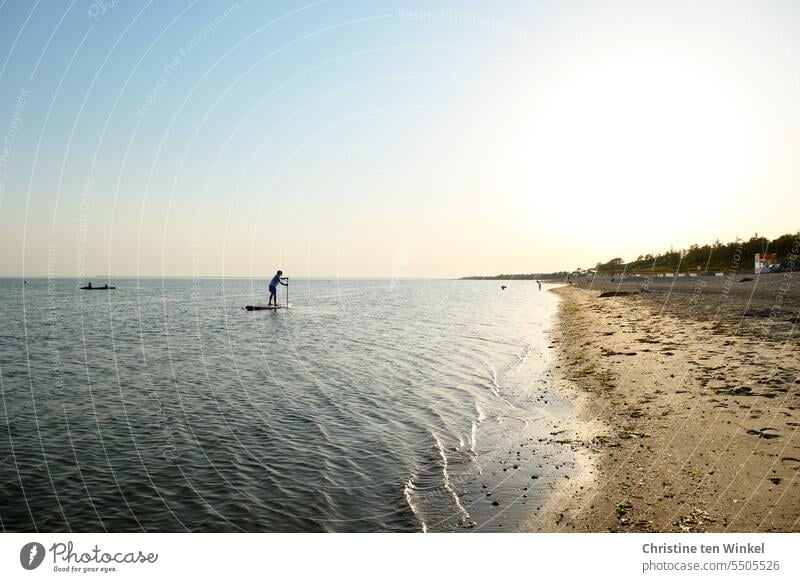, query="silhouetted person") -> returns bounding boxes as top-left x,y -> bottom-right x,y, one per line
268,270 -> 288,306
537,280 -> 541,291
